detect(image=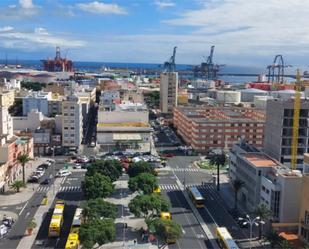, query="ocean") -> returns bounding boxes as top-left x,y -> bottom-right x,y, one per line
4,59 -> 294,84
